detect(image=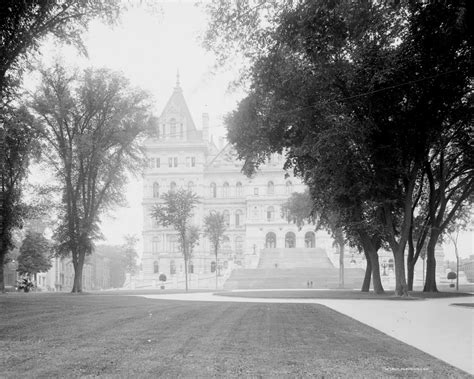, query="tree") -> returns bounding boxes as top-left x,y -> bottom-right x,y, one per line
0,107 -> 38,292
17,230 -> 52,286
0,0 -> 121,292
205,0 -> 472,295
0,0 -> 120,96
203,211 -> 226,289
30,63 -> 152,292
122,235 -> 139,276
152,189 -> 199,291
